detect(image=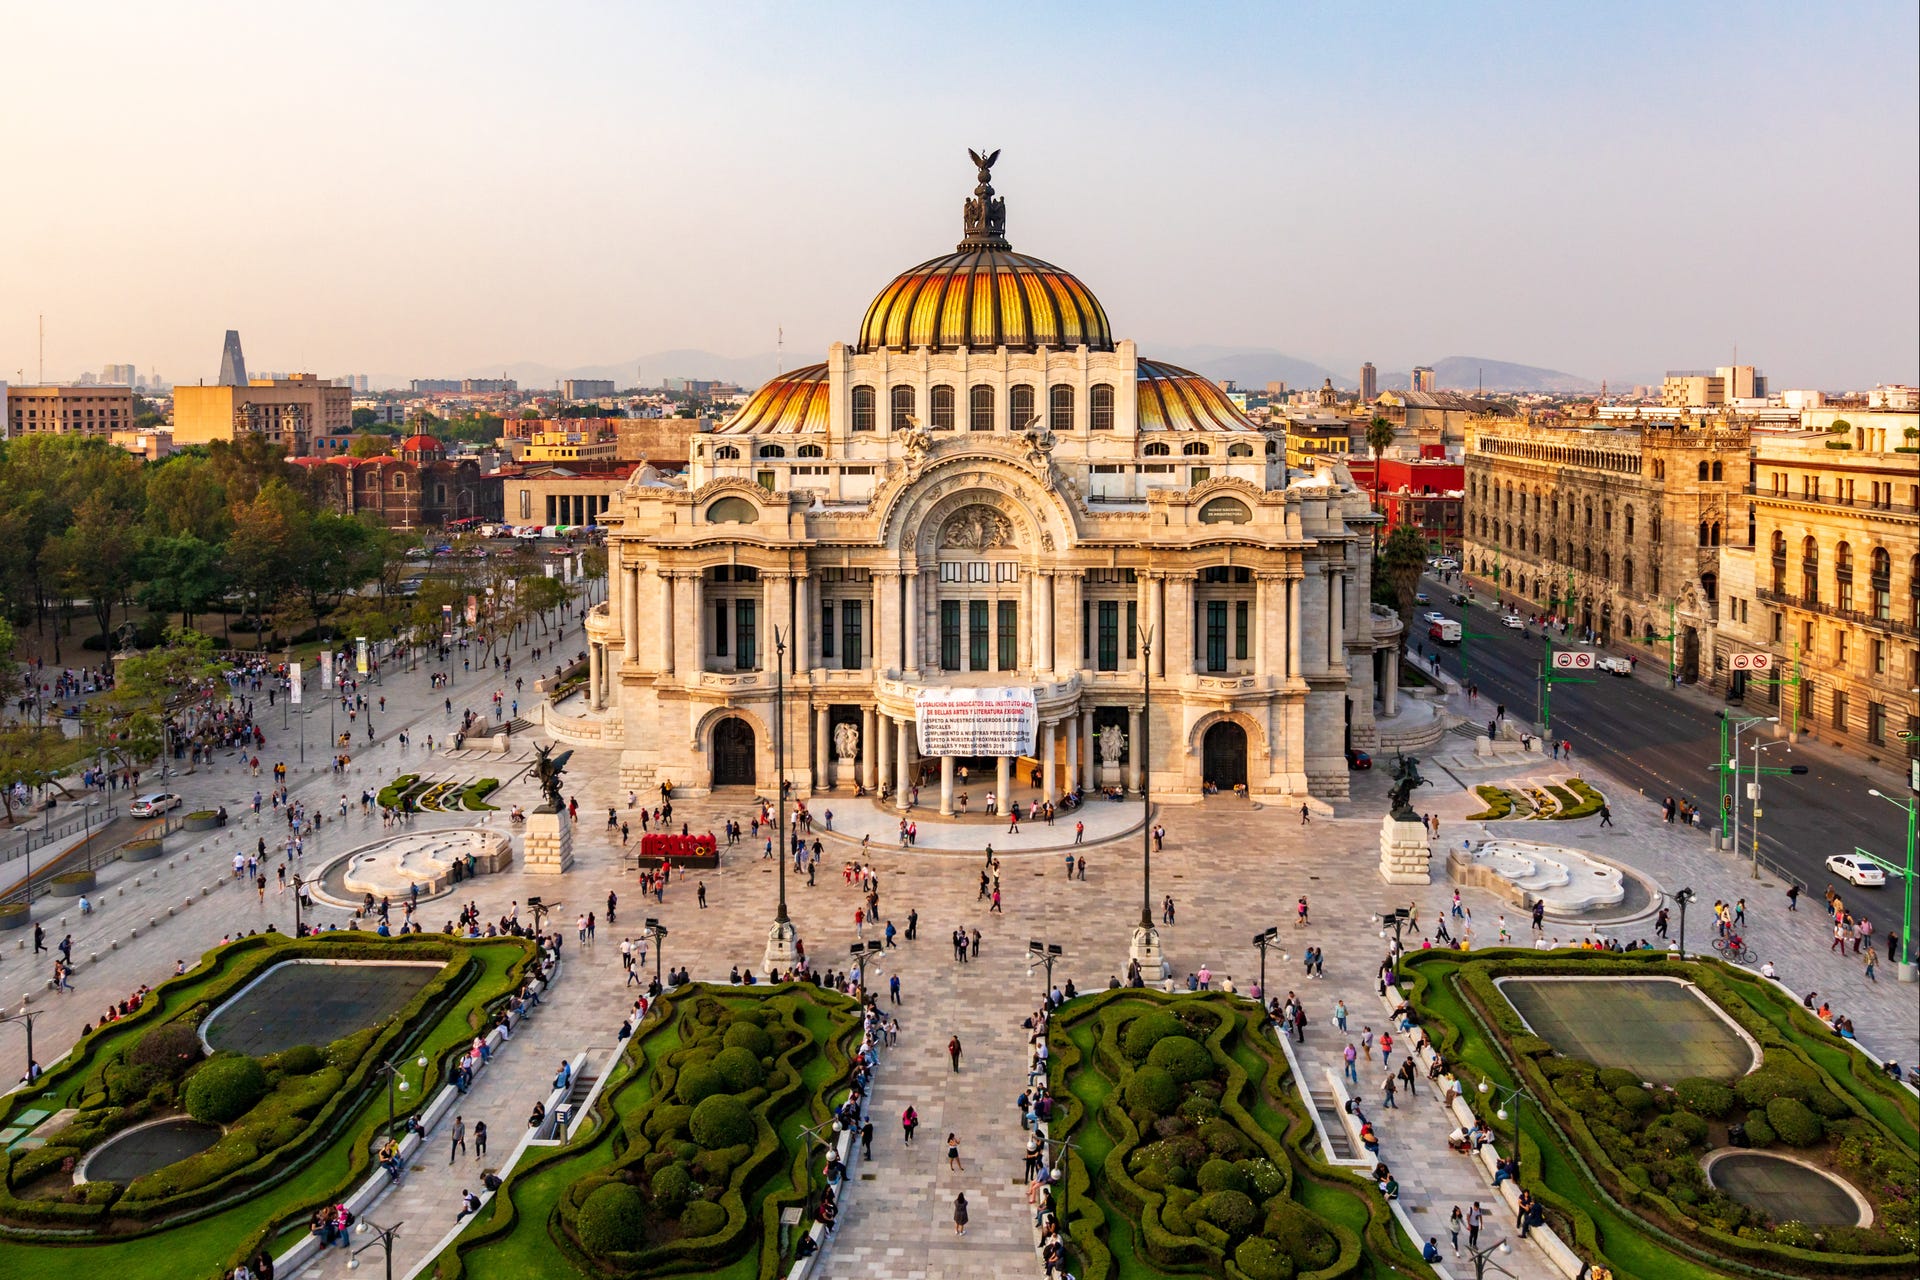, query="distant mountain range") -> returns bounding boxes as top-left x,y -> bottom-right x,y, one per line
467,346 -> 1597,396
